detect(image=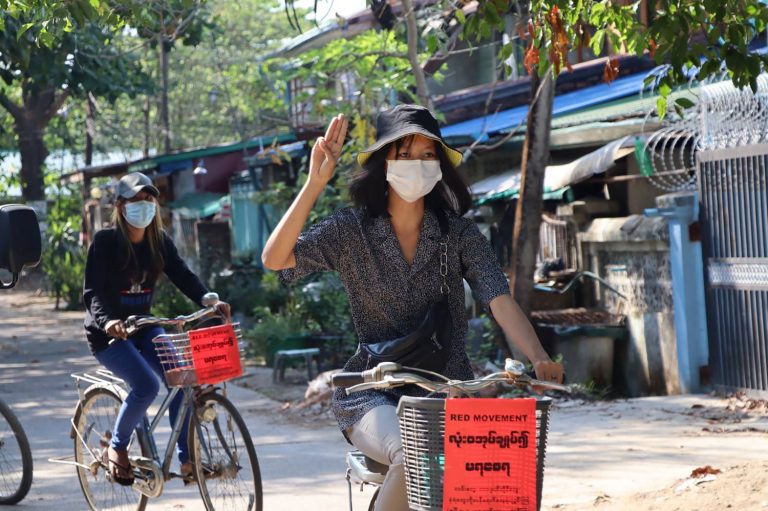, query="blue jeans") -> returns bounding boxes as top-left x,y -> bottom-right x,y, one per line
95,326 -> 190,463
